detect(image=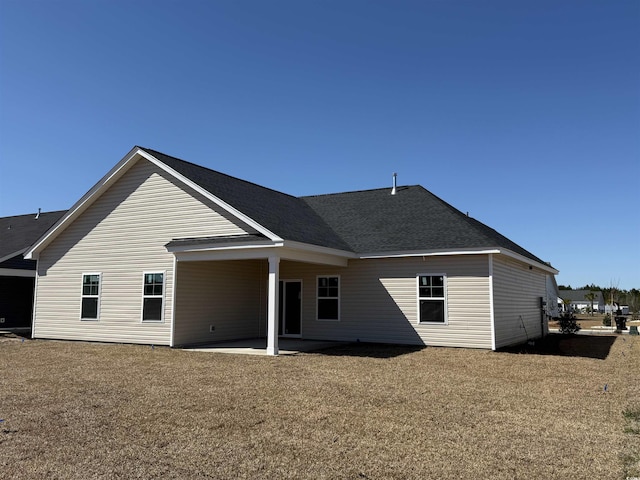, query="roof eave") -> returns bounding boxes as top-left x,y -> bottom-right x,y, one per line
358,247 -> 559,274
